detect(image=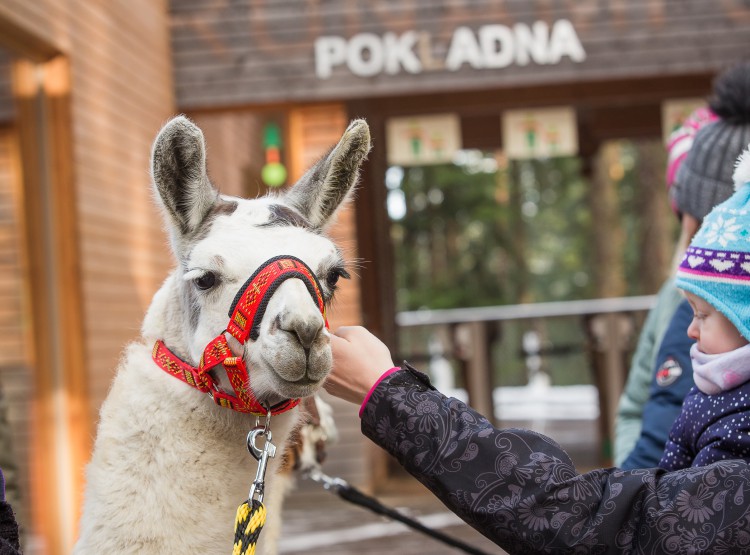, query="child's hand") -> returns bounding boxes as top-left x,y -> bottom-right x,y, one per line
325,326 -> 396,405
